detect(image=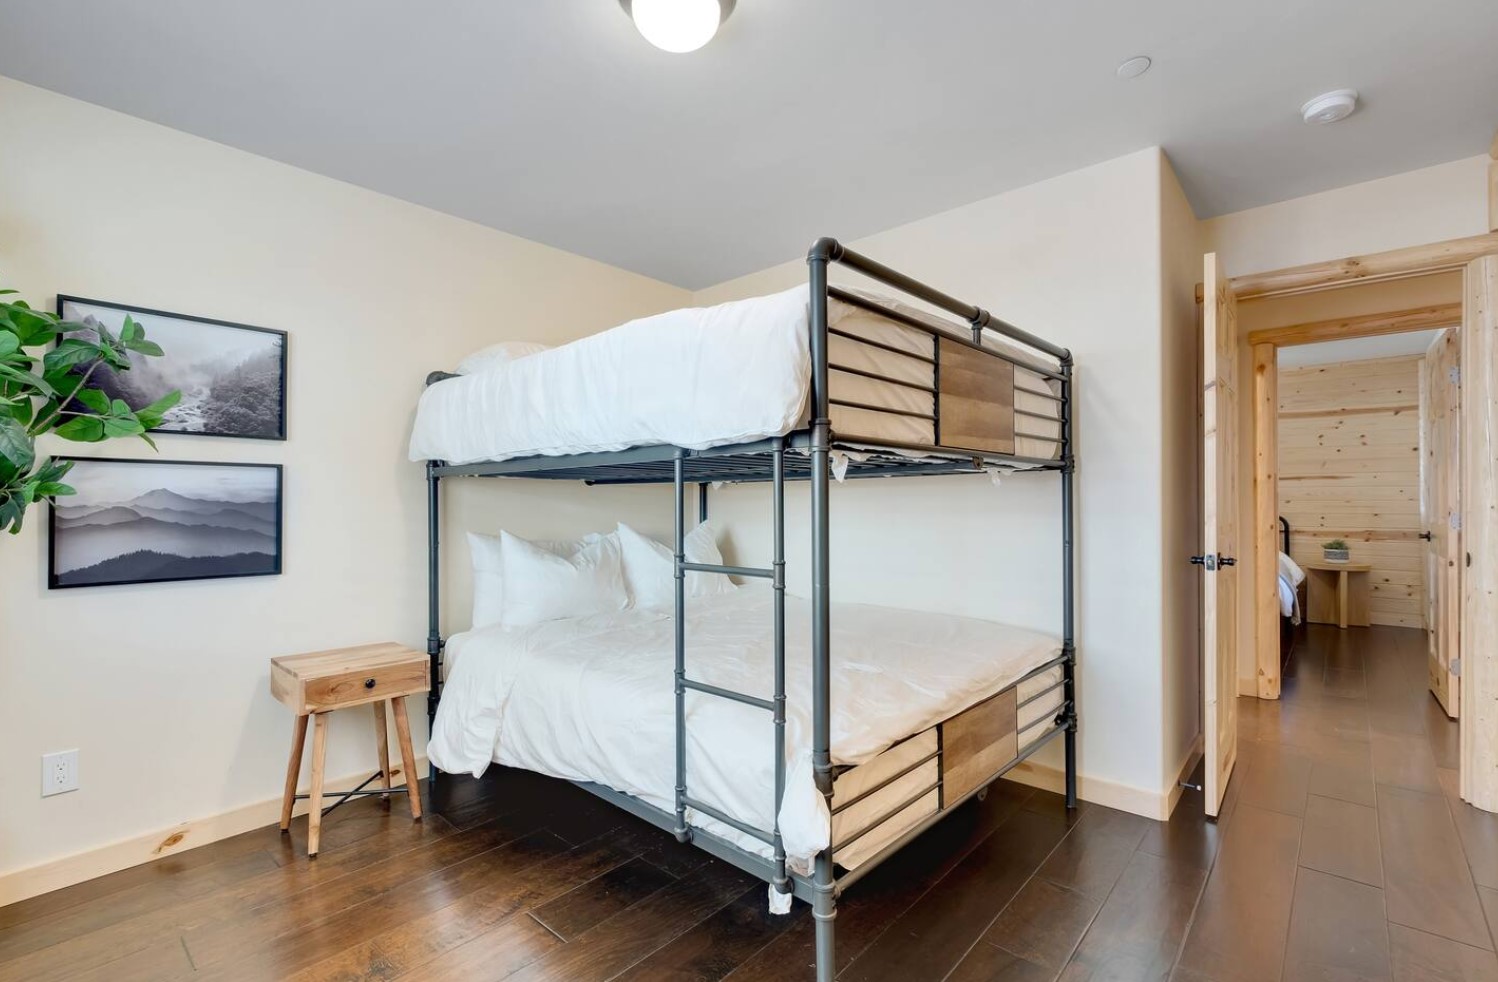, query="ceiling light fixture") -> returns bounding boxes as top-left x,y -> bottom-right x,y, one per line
619,0 -> 735,53
1301,89 -> 1358,125
1115,55 -> 1152,80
